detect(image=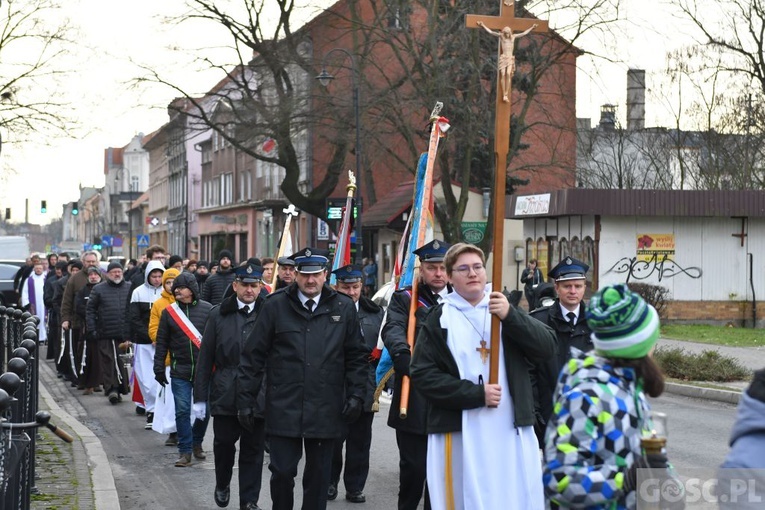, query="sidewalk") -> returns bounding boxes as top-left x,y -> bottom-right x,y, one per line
31,356 -> 118,510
